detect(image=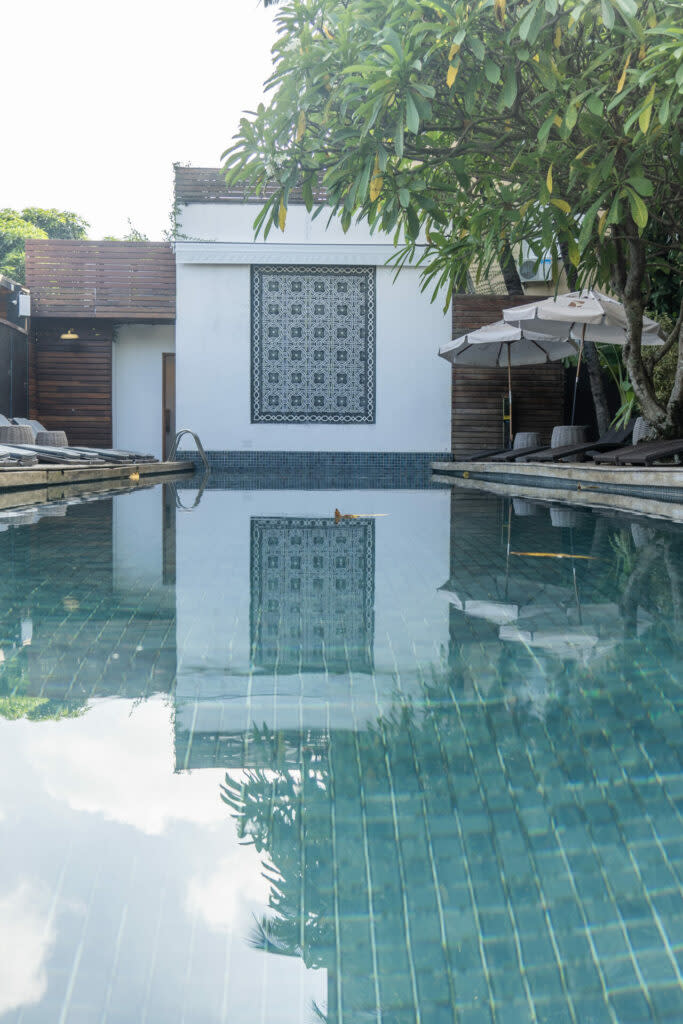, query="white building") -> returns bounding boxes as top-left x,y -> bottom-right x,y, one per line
173,168 -> 453,464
